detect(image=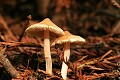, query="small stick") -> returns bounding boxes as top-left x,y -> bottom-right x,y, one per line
85,71 -> 120,79
37,69 -> 62,79
99,50 -> 112,61
0,15 -> 17,41
79,68 -> 83,80
111,0 -> 120,9
0,42 -> 42,47
19,15 -> 32,42
0,46 -> 20,78
105,54 -> 120,60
